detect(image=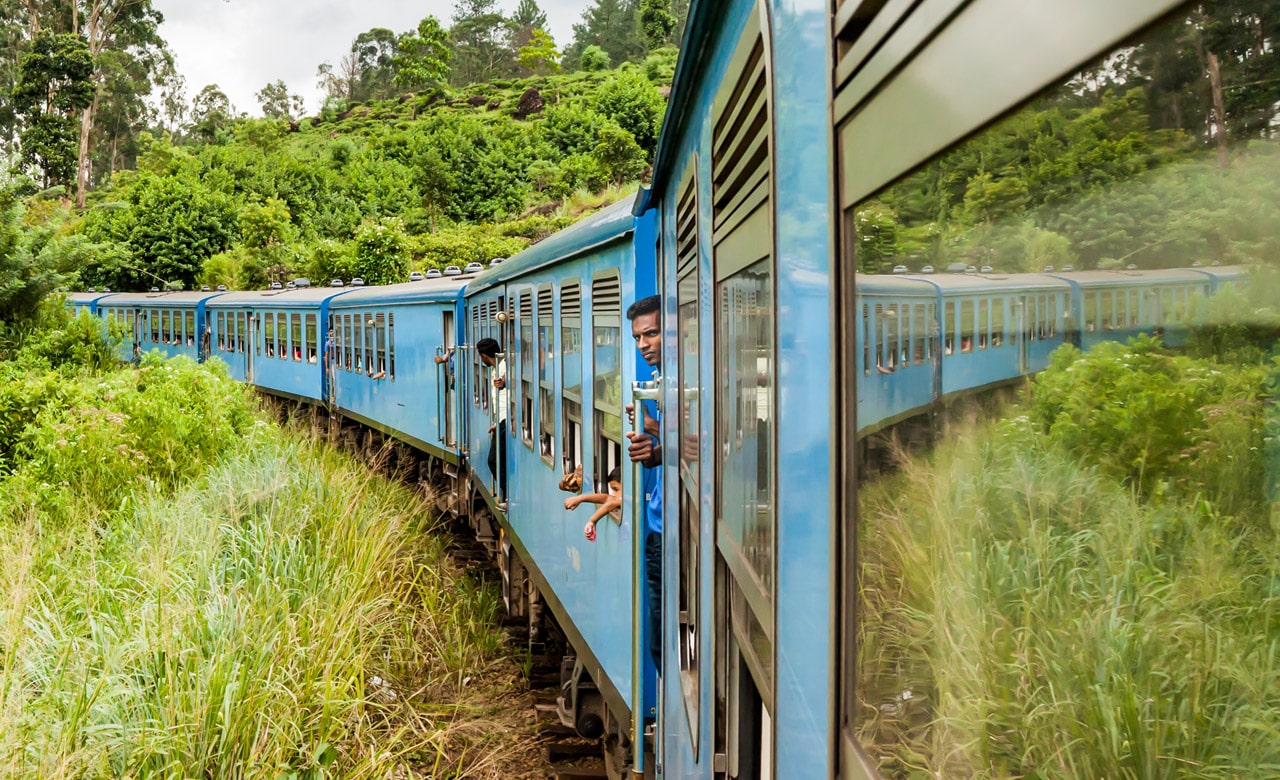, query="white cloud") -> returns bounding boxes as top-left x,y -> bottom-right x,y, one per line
152,0 -> 591,117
